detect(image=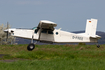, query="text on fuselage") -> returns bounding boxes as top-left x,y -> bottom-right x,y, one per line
72,36 -> 83,40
